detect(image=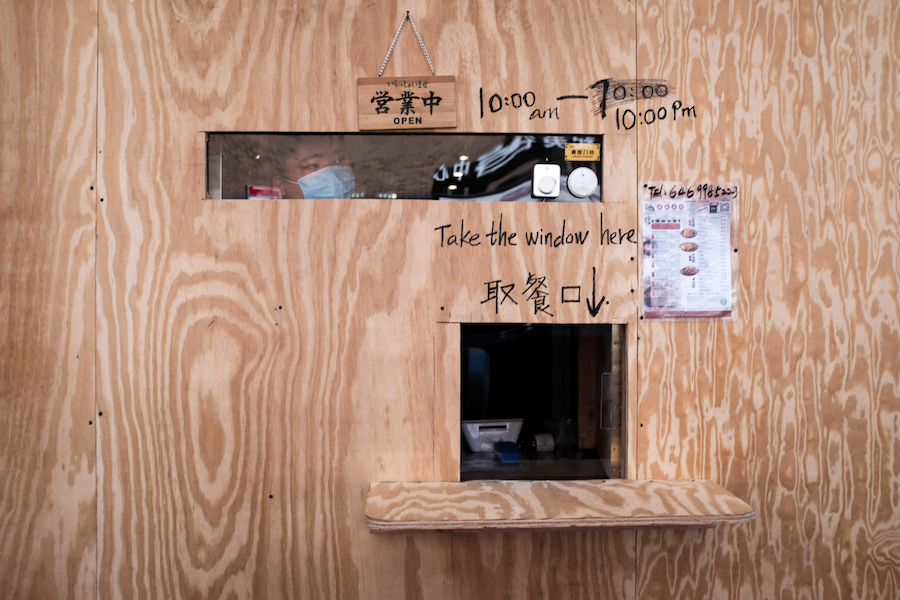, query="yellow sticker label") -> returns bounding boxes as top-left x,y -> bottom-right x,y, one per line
564,143 -> 601,162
